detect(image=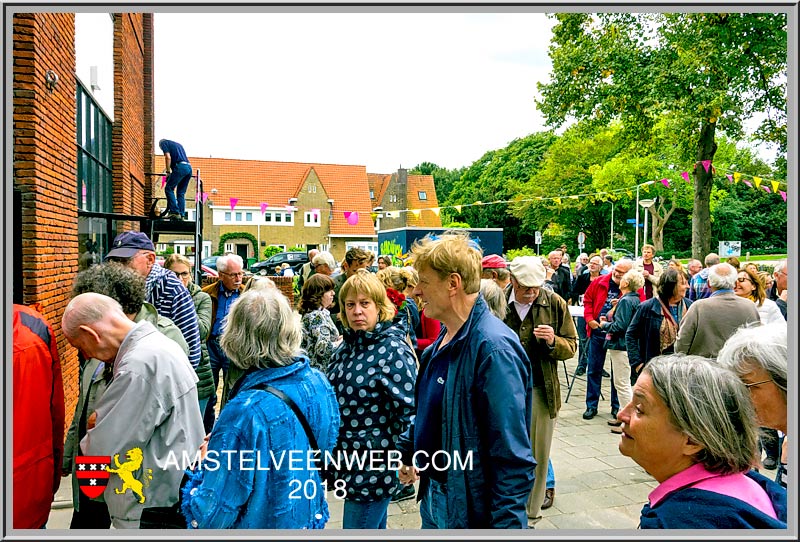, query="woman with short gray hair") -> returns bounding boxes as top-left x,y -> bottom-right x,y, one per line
718,322 -> 788,487
181,288 -> 340,529
617,354 -> 786,528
